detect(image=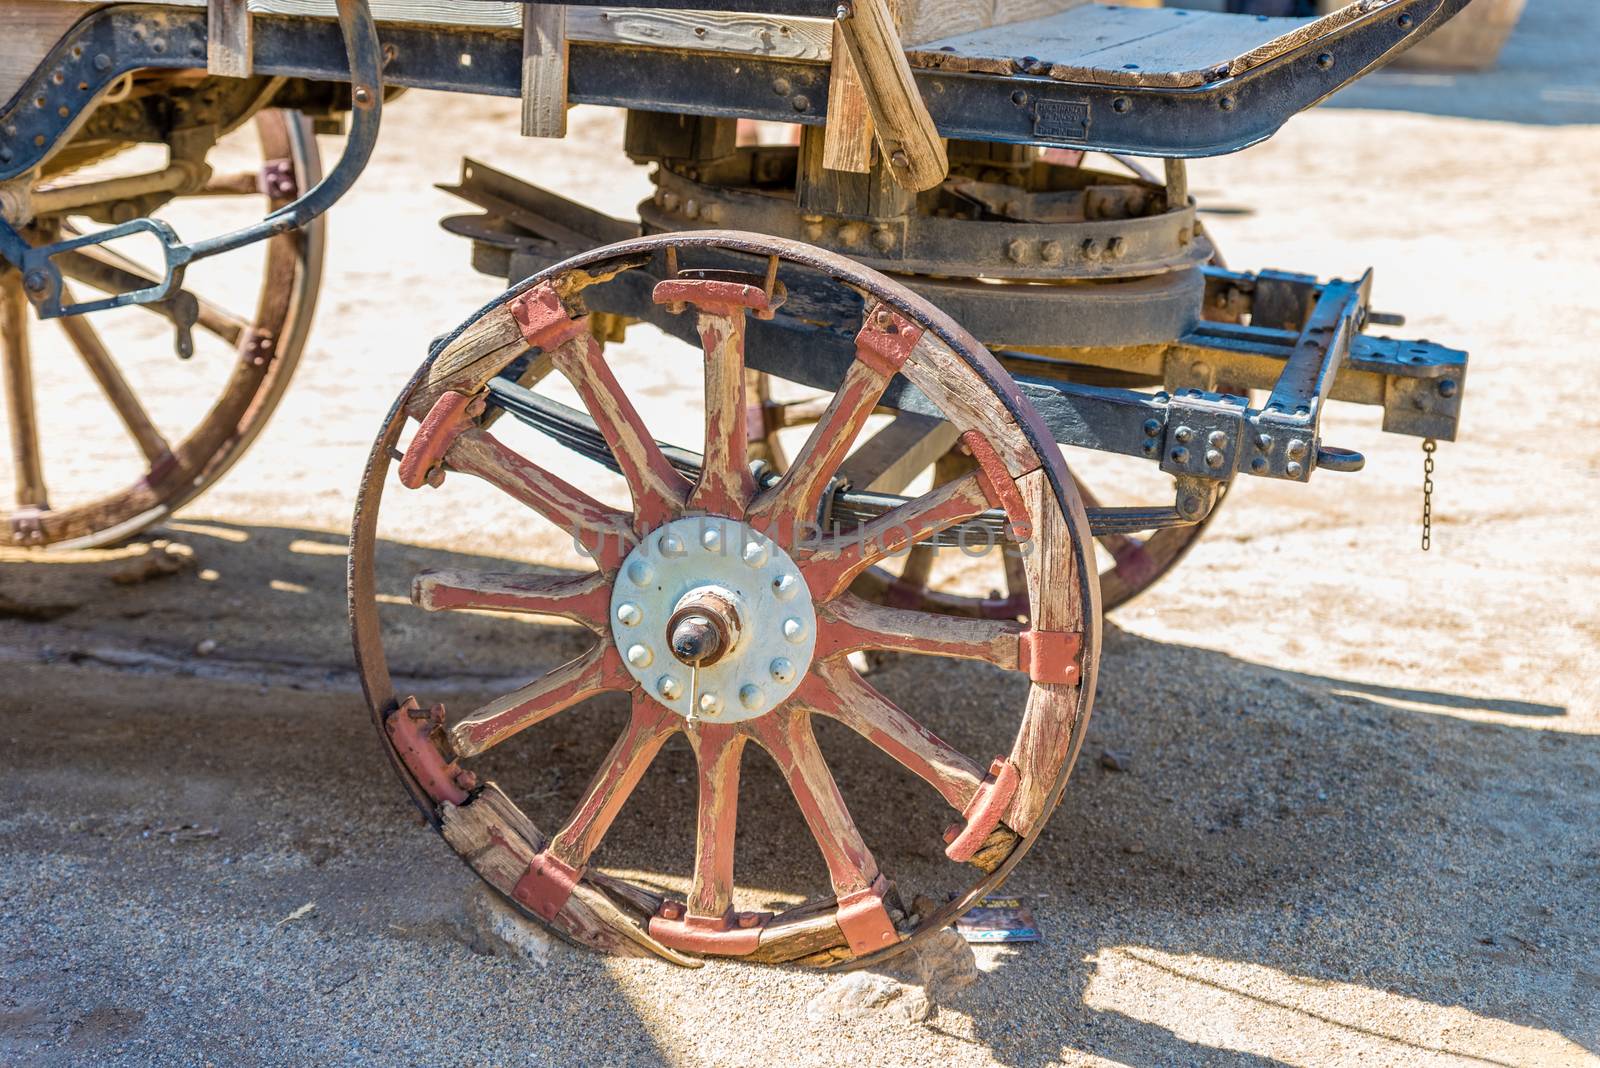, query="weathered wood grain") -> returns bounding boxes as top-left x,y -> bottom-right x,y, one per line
836,0 -> 948,191
448,643 -> 626,758
520,3 -> 568,138
406,304 -> 526,419
690,310 -> 755,517
822,20 -> 874,174
898,332 -> 1039,479
207,0 -> 253,77
0,0 -> 90,107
